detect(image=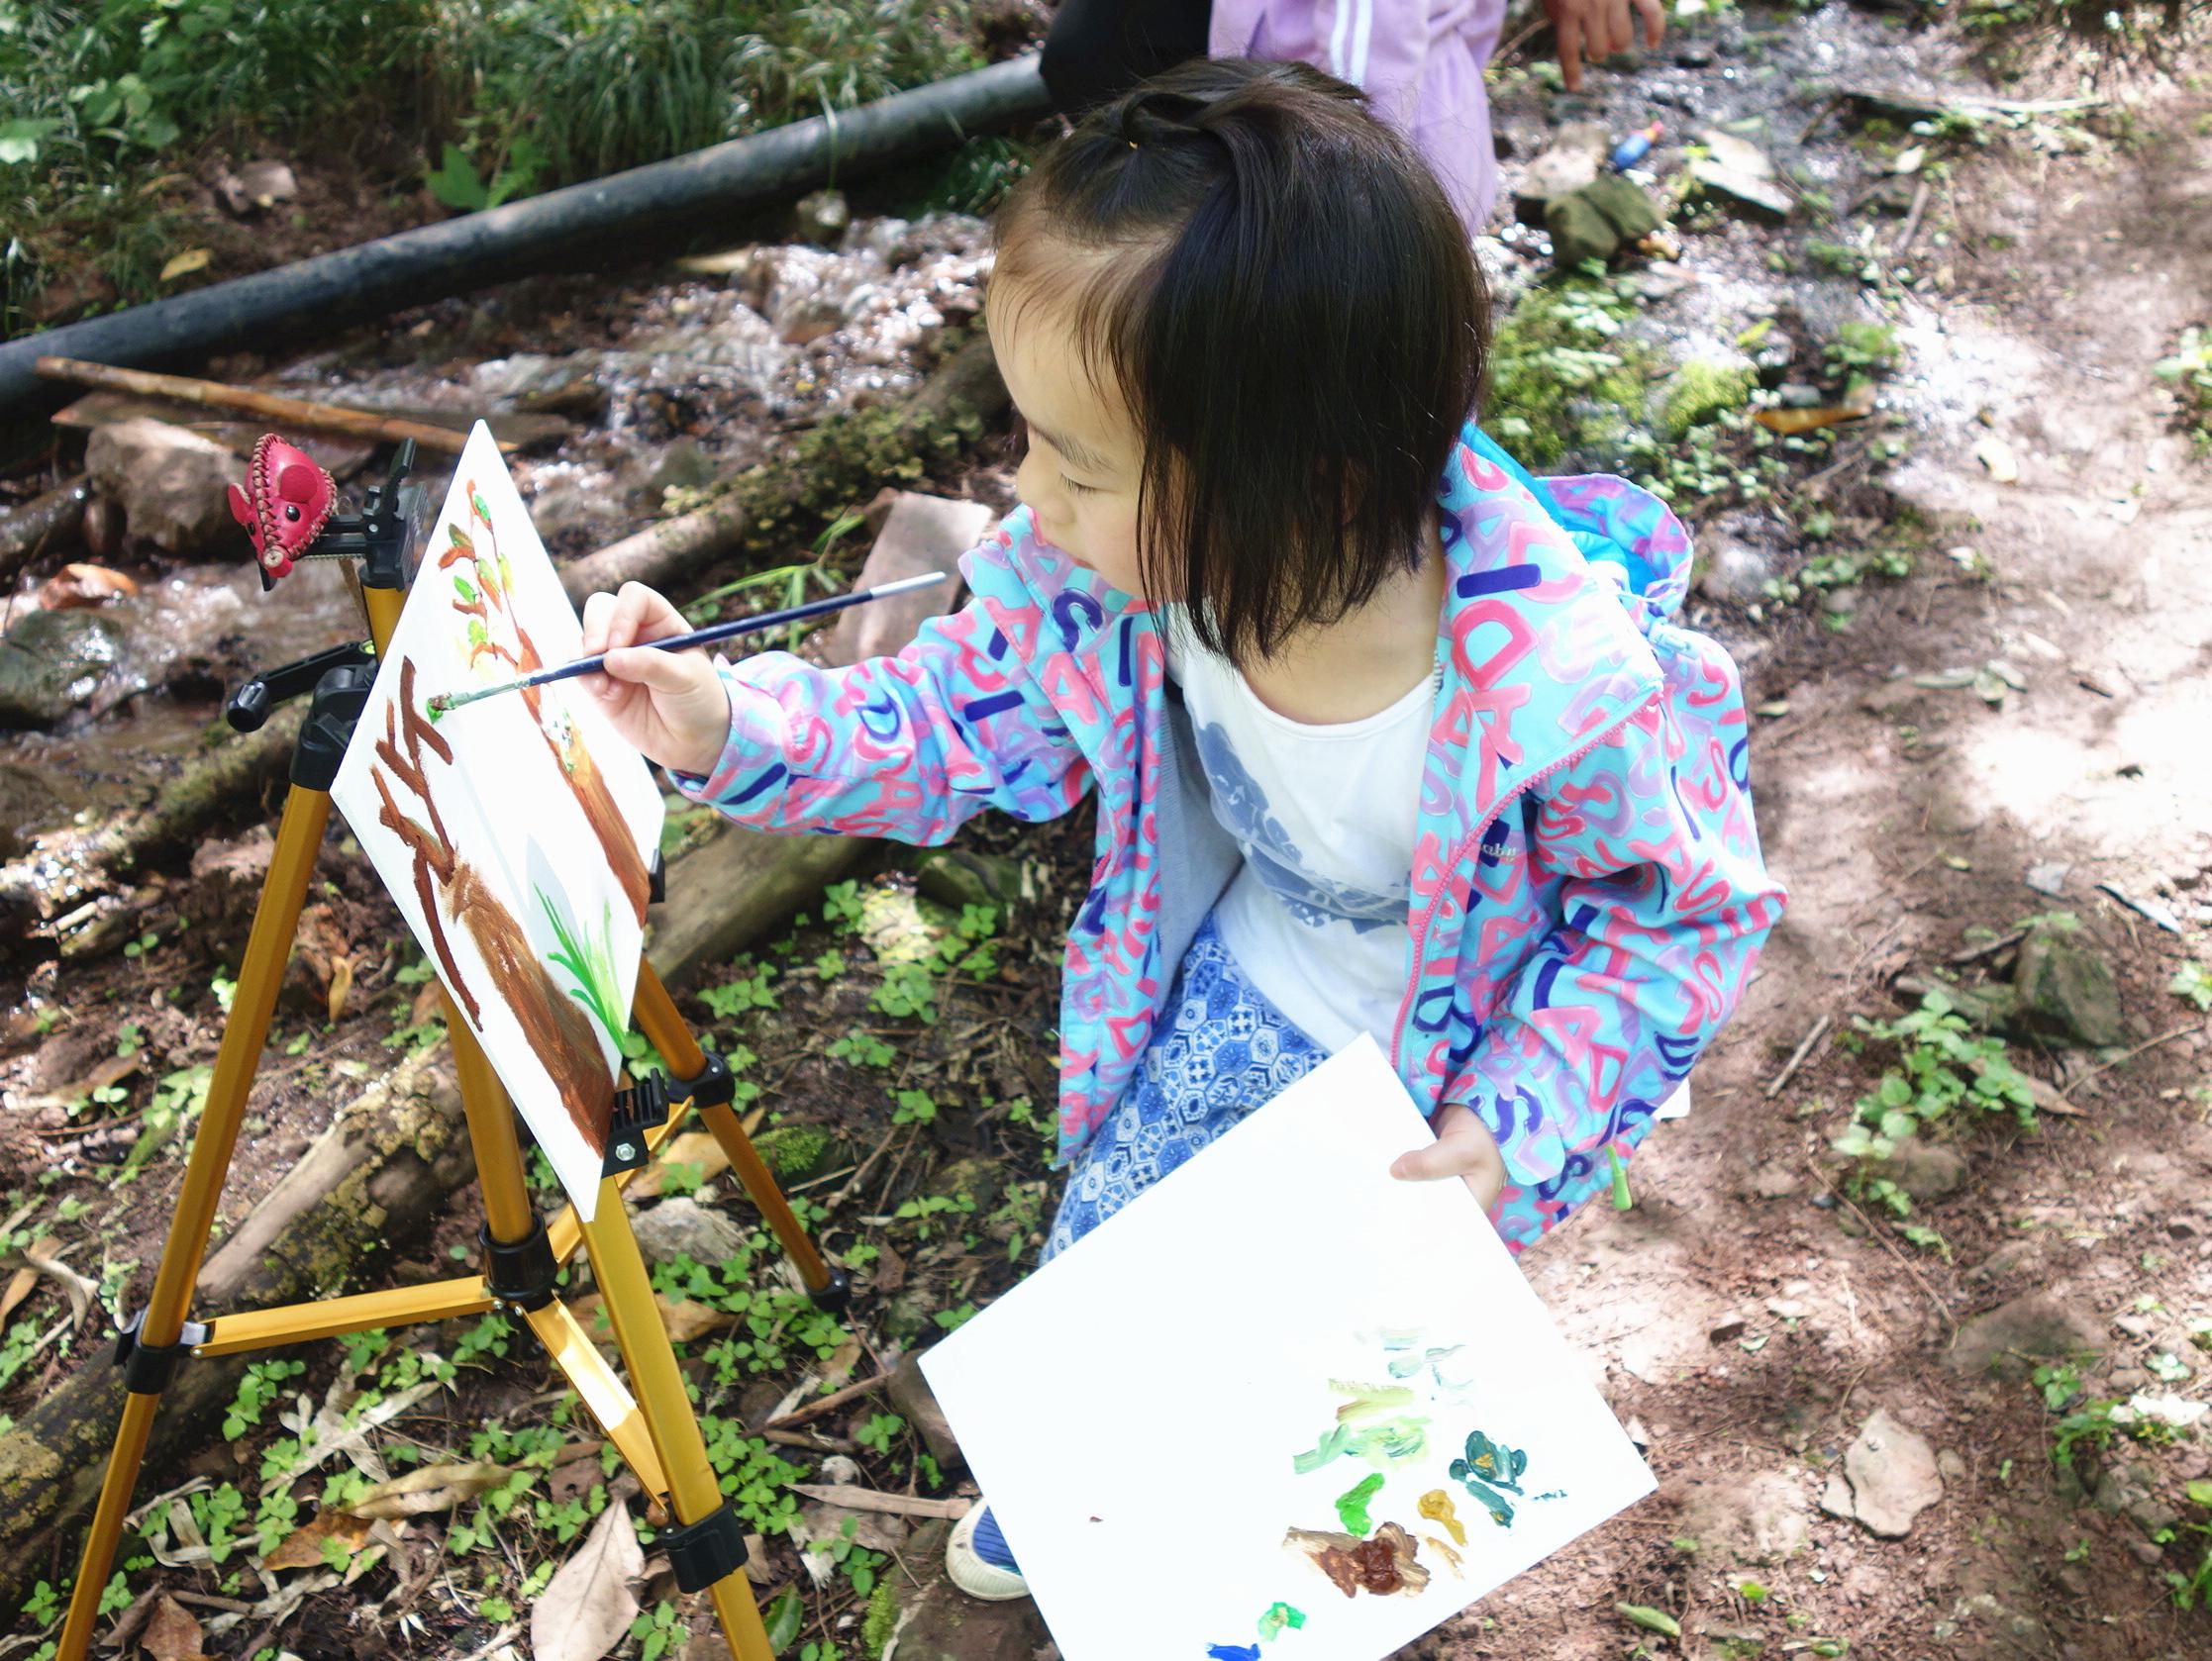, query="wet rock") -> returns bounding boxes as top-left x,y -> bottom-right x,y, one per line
1882,1136 -> 1965,1201
1545,192 -> 1619,267
884,1351 -> 963,1472
829,492 -> 984,665
1689,130 -> 1793,220
84,417 -> 240,558
0,760 -> 91,857
0,607 -> 126,729
629,1197 -> 748,1270
1777,382 -> 1826,409
646,438 -> 717,499
1819,1409 -> 1943,1538
882,1519 -> 1053,1660
929,1156 -> 1004,1217
1694,517 -> 1779,606
793,187 -> 851,247
914,848 -> 1024,914
1672,1471 -> 1810,1564
1822,586 -> 1861,618
2013,923 -> 2123,1048
1709,1313 -> 1750,1344
1947,1291 -> 2105,1379
1513,123 -> 1613,221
